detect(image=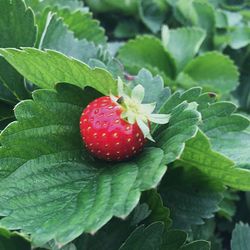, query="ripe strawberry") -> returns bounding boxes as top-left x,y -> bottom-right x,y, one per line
80,80 -> 170,162
80,96 -> 146,161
